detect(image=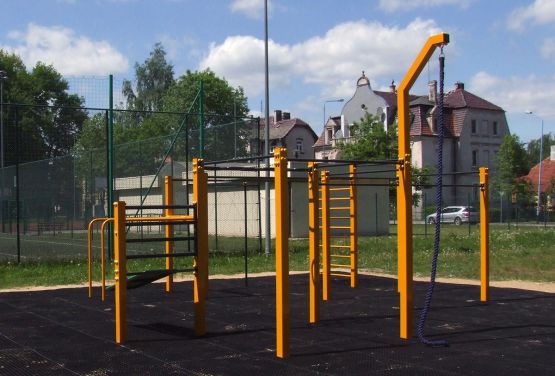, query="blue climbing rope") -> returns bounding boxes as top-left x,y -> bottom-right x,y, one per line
417,47 -> 449,347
